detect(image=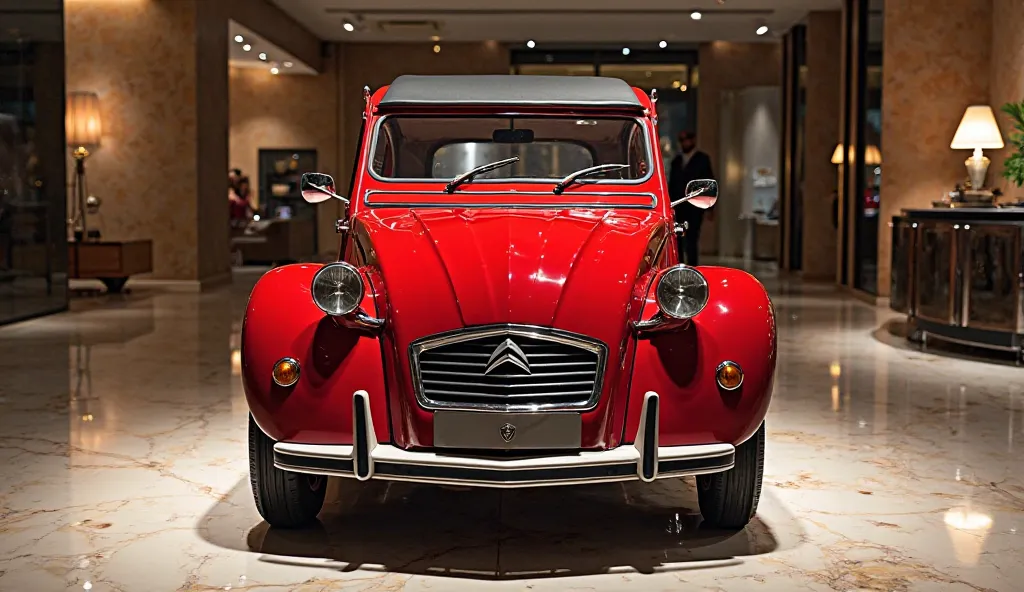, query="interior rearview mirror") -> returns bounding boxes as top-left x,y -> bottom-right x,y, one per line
672,179 -> 718,209
492,128 -> 535,144
300,172 -> 347,204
